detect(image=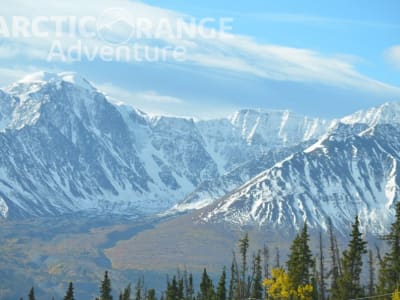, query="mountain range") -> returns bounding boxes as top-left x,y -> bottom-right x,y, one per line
1,72 -> 399,235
